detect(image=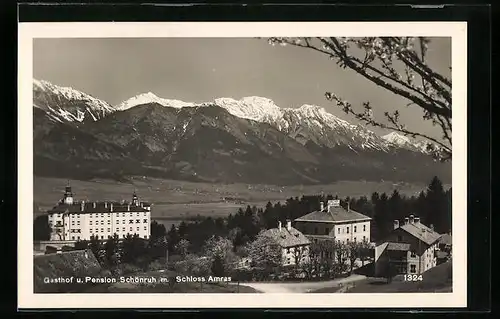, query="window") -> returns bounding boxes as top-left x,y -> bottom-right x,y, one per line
77,236 -> 80,240
108,220 -> 110,225
144,226 -> 147,230
346,227 -> 350,234
143,219 -> 147,223
363,225 -> 366,232
338,227 -> 341,234
325,228 -> 330,235
130,227 -> 133,231
136,219 -> 140,223
107,228 -> 110,232
411,251 -> 417,258
77,221 -> 80,226
354,237 -> 357,242
129,220 -> 134,224
137,227 -> 139,231
346,239 -> 349,243
71,236 -> 75,240
101,228 -> 104,233
354,226 -> 357,233
410,264 -> 417,273
144,235 -> 148,239
90,229 -> 93,233
286,248 -> 290,253
101,236 -> 104,239
89,221 -> 92,225
123,227 -> 125,231
363,236 -> 366,242
101,221 -> 104,225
